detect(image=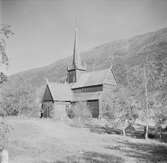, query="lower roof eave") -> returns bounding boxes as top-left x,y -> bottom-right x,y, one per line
71,95 -> 101,102
71,98 -> 99,102
53,100 -> 71,103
